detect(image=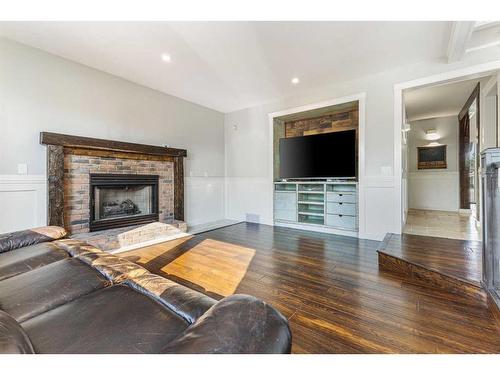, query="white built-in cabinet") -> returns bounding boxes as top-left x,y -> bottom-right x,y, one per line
274,181 -> 358,236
